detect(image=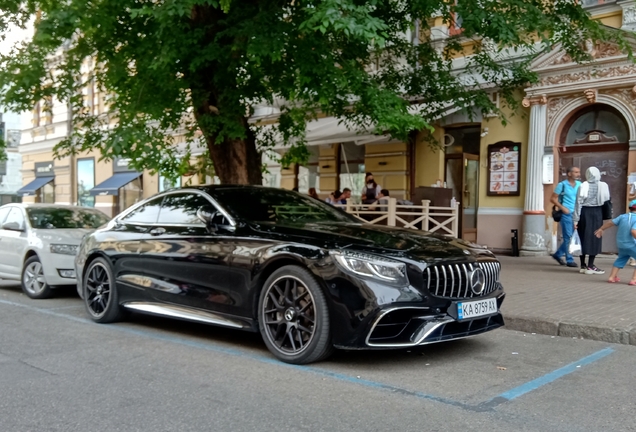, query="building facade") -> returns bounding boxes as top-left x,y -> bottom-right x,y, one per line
16,1 -> 636,253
